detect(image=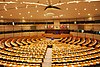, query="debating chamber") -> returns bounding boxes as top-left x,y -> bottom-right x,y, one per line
0,0 -> 100,67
